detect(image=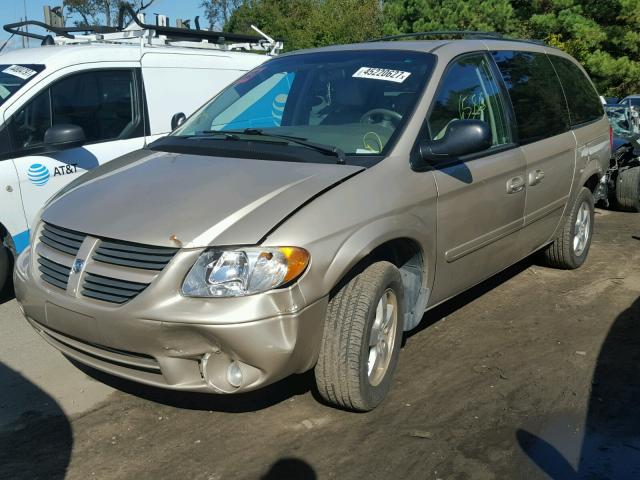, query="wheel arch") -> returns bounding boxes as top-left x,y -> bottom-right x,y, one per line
323,221 -> 433,331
